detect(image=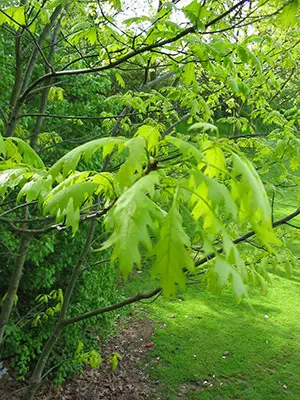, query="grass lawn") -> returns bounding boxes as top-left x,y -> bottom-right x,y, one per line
125,189 -> 300,399
140,275 -> 300,400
